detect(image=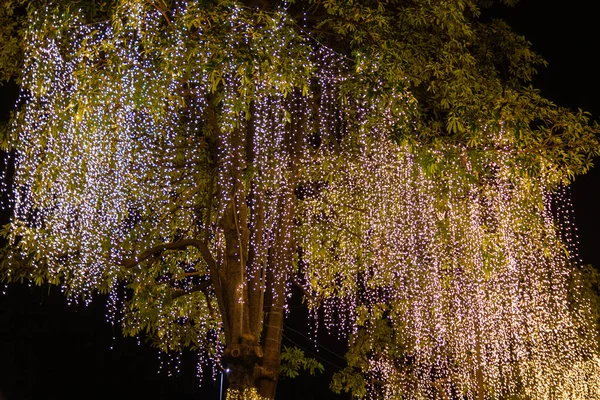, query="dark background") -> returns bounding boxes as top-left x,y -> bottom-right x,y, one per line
0,1 -> 599,399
